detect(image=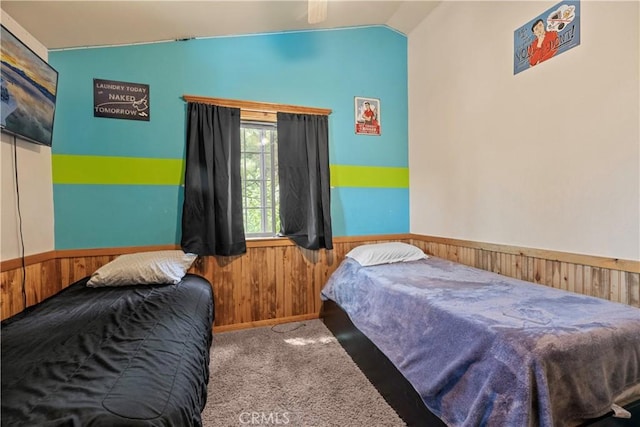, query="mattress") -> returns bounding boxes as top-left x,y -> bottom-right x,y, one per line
321,257 -> 640,427
1,274 -> 214,427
